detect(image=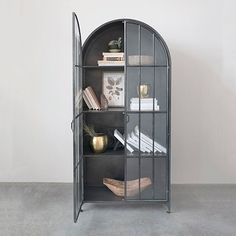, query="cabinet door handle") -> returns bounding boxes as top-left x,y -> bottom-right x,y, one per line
71,120 -> 75,132
126,114 -> 129,123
